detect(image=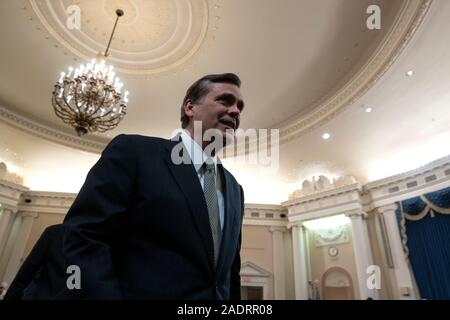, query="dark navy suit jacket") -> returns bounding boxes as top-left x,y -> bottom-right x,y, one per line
61,134 -> 244,299
3,224 -> 66,300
